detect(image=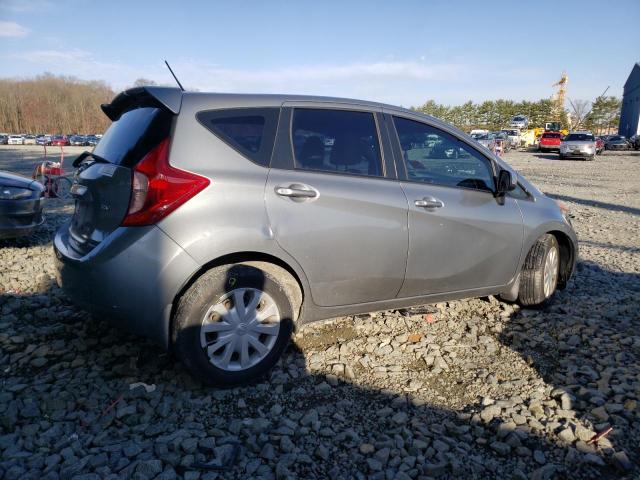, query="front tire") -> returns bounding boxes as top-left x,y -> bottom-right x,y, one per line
172,262 -> 300,386
518,234 -> 560,307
